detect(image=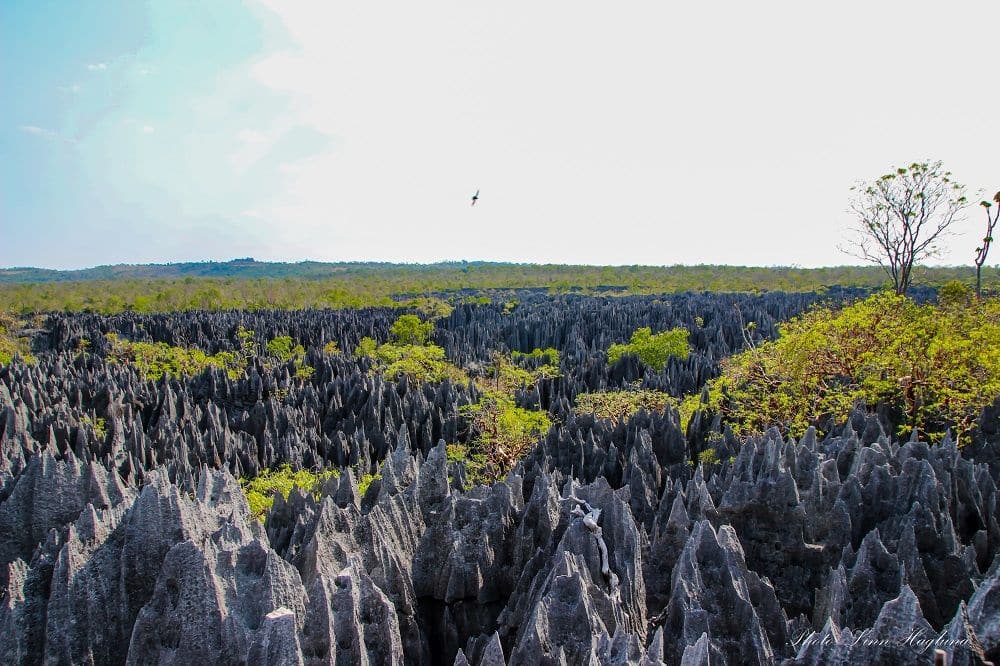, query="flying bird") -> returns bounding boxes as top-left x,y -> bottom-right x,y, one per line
471,190 -> 479,206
